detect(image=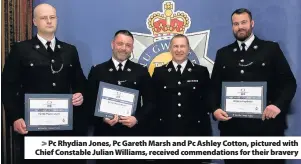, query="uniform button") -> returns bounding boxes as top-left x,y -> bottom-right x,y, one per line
178,81 -> 181,85
52,83 -> 56,86
193,87 -> 196,89
240,70 -> 244,74
159,118 -> 162,121
178,103 -> 181,107
207,112 -> 210,115
178,114 -> 181,118
70,64 -> 72,67
178,92 -> 181,96
163,86 -> 166,89
134,82 -> 136,85
262,63 -> 265,66
240,59 -> 244,63
30,63 -> 34,67
198,120 -> 200,123
223,66 -> 226,69
51,59 -> 55,63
